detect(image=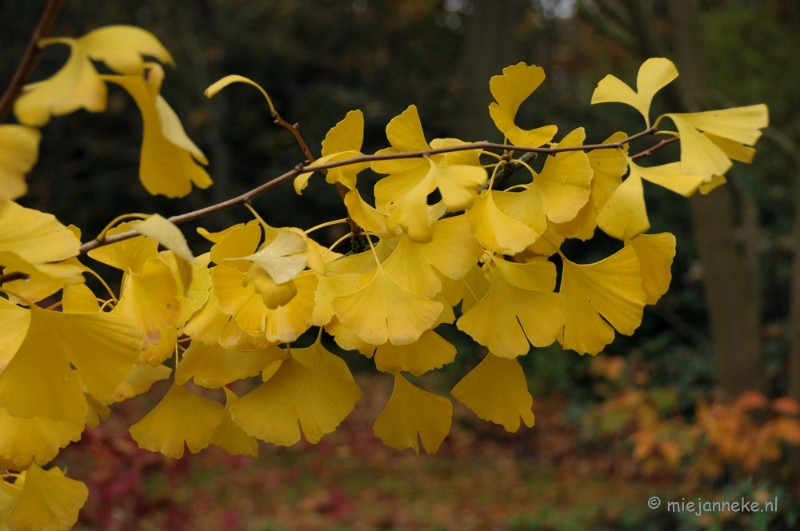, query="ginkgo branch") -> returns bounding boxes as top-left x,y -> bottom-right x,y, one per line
0,127 -> 671,285
630,136 -> 680,160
